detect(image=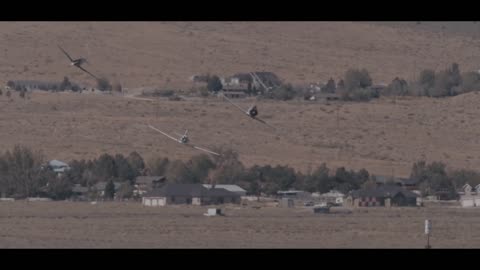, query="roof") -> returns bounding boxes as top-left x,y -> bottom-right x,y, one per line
351,186 -> 419,199
72,184 -> 88,193
135,176 -> 165,185
203,184 -> 246,193
94,181 -> 122,191
144,184 -> 240,198
49,159 -> 69,168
